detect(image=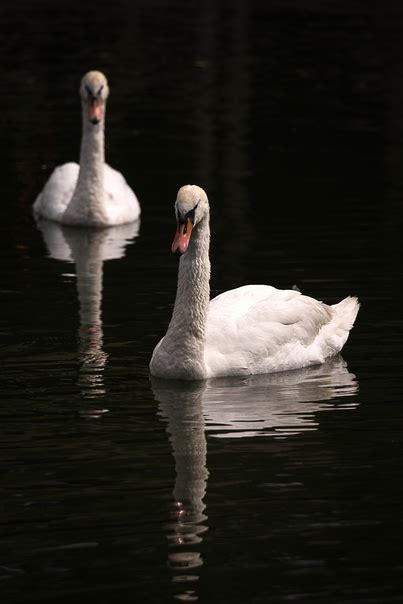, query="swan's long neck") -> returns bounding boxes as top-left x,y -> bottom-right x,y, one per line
170,214 -> 210,336
152,213 -> 210,379
64,108 -> 108,225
